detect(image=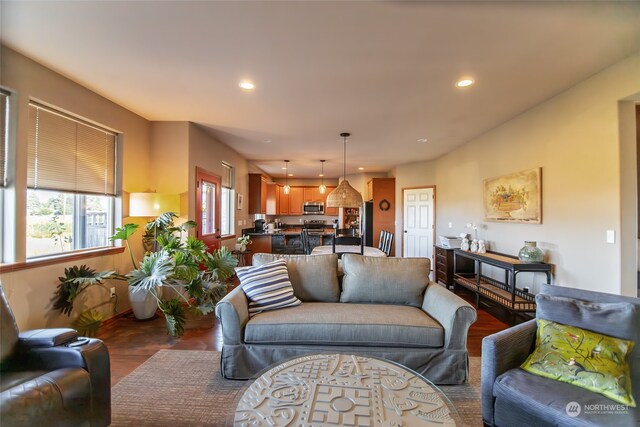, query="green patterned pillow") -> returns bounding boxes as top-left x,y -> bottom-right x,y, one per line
521,318 -> 636,407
